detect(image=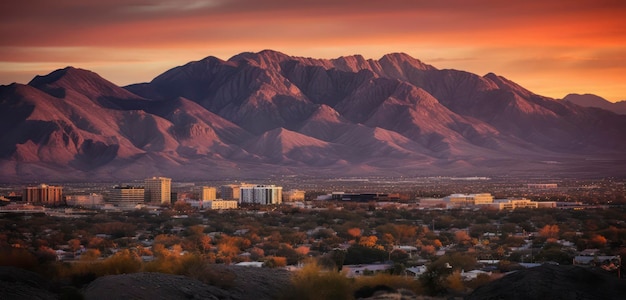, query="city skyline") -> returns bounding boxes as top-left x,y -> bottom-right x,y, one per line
1,0 -> 625,102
